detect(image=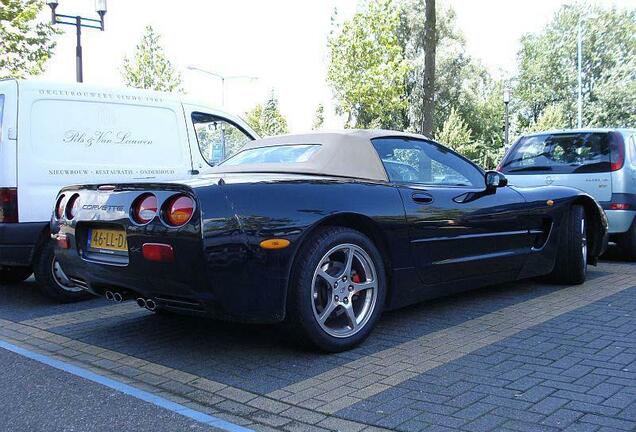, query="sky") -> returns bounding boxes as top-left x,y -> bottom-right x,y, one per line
39,0 -> 635,132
